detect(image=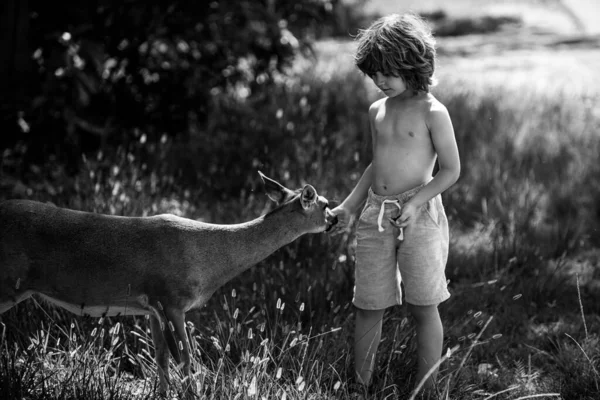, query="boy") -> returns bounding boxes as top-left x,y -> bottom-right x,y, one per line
331,13 -> 460,393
